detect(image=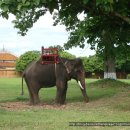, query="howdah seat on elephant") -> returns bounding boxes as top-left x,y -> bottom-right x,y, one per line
41,47 -> 59,64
